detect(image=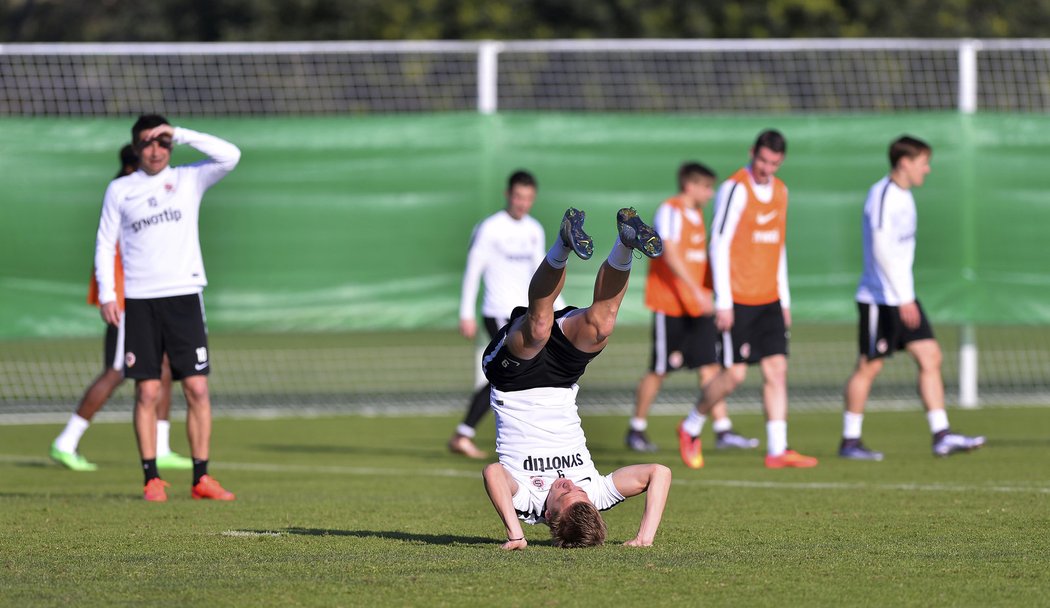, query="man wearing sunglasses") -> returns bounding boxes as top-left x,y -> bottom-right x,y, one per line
94,114 -> 240,502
